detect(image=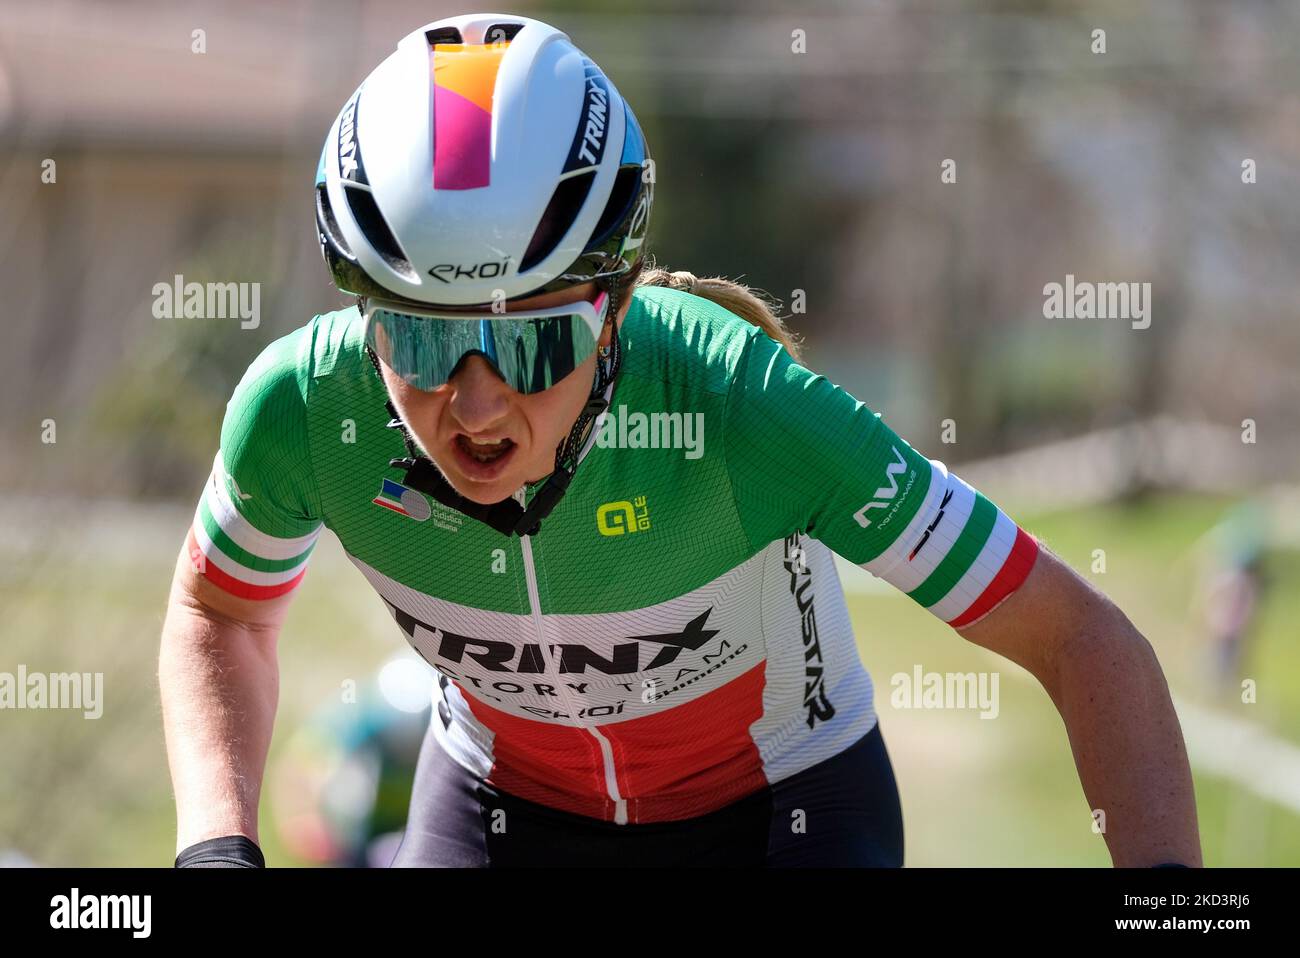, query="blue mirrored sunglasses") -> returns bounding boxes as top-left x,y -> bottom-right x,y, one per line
364,292 -> 609,394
